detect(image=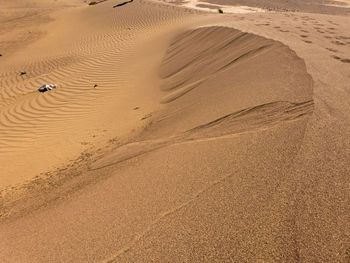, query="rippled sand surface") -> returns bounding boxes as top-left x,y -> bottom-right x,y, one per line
0,0 -> 349,262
